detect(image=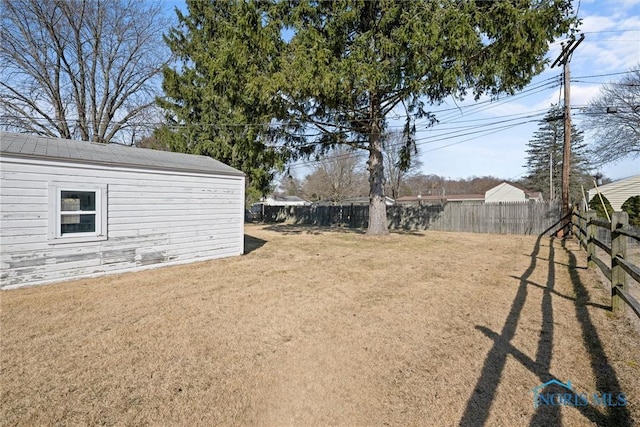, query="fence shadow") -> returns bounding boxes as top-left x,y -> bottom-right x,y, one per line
460,231 -> 631,426
560,239 -> 631,426
508,275 -> 611,312
459,234 -> 545,427
263,224 -> 365,235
